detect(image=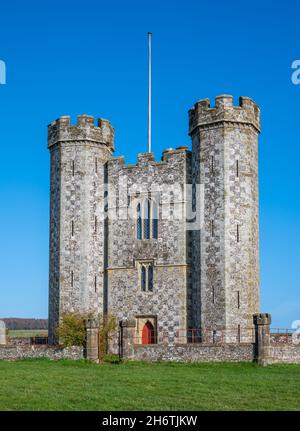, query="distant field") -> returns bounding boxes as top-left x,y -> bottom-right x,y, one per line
0,360 -> 299,411
8,330 -> 48,338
